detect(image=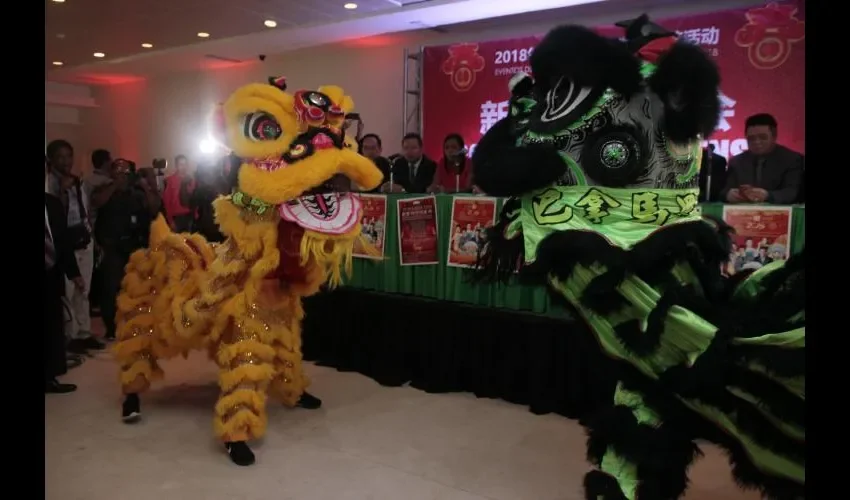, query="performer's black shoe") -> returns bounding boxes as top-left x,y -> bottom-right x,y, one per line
67,339 -> 88,355
66,354 -> 84,370
82,337 -> 106,350
225,441 -> 255,466
122,394 -> 141,423
45,379 -> 77,394
297,392 -> 322,409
